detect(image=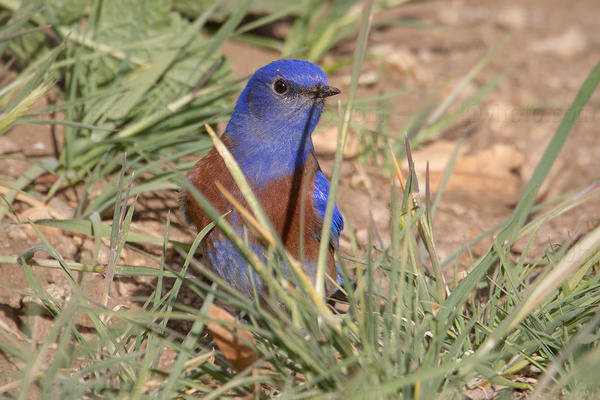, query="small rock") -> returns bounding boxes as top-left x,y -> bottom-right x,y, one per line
271,21 -> 291,39
81,240 -> 110,265
533,27 -> 588,59
355,228 -> 368,246
55,236 -> 78,260
495,6 -> 527,30
97,246 -> 110,265
32,142 -> 46,151
529,364 -> 542,374
46,283 -> 72,304
80,249 -> 93,265
72,235 -> 83,246
6,225 -> 29,241
116,279 -> 138,298
48,197 -> 74,219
